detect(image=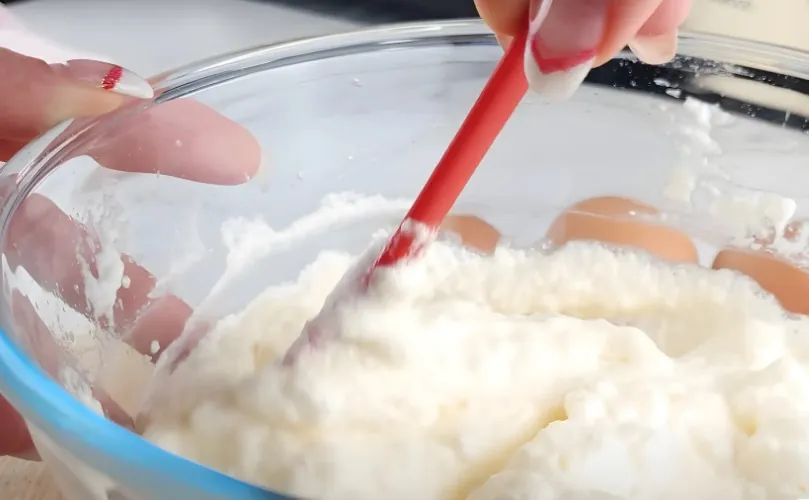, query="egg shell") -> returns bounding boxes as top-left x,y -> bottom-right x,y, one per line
713,248 -> 809,315
546,196 -> 698,263
441,214 -> 501,254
